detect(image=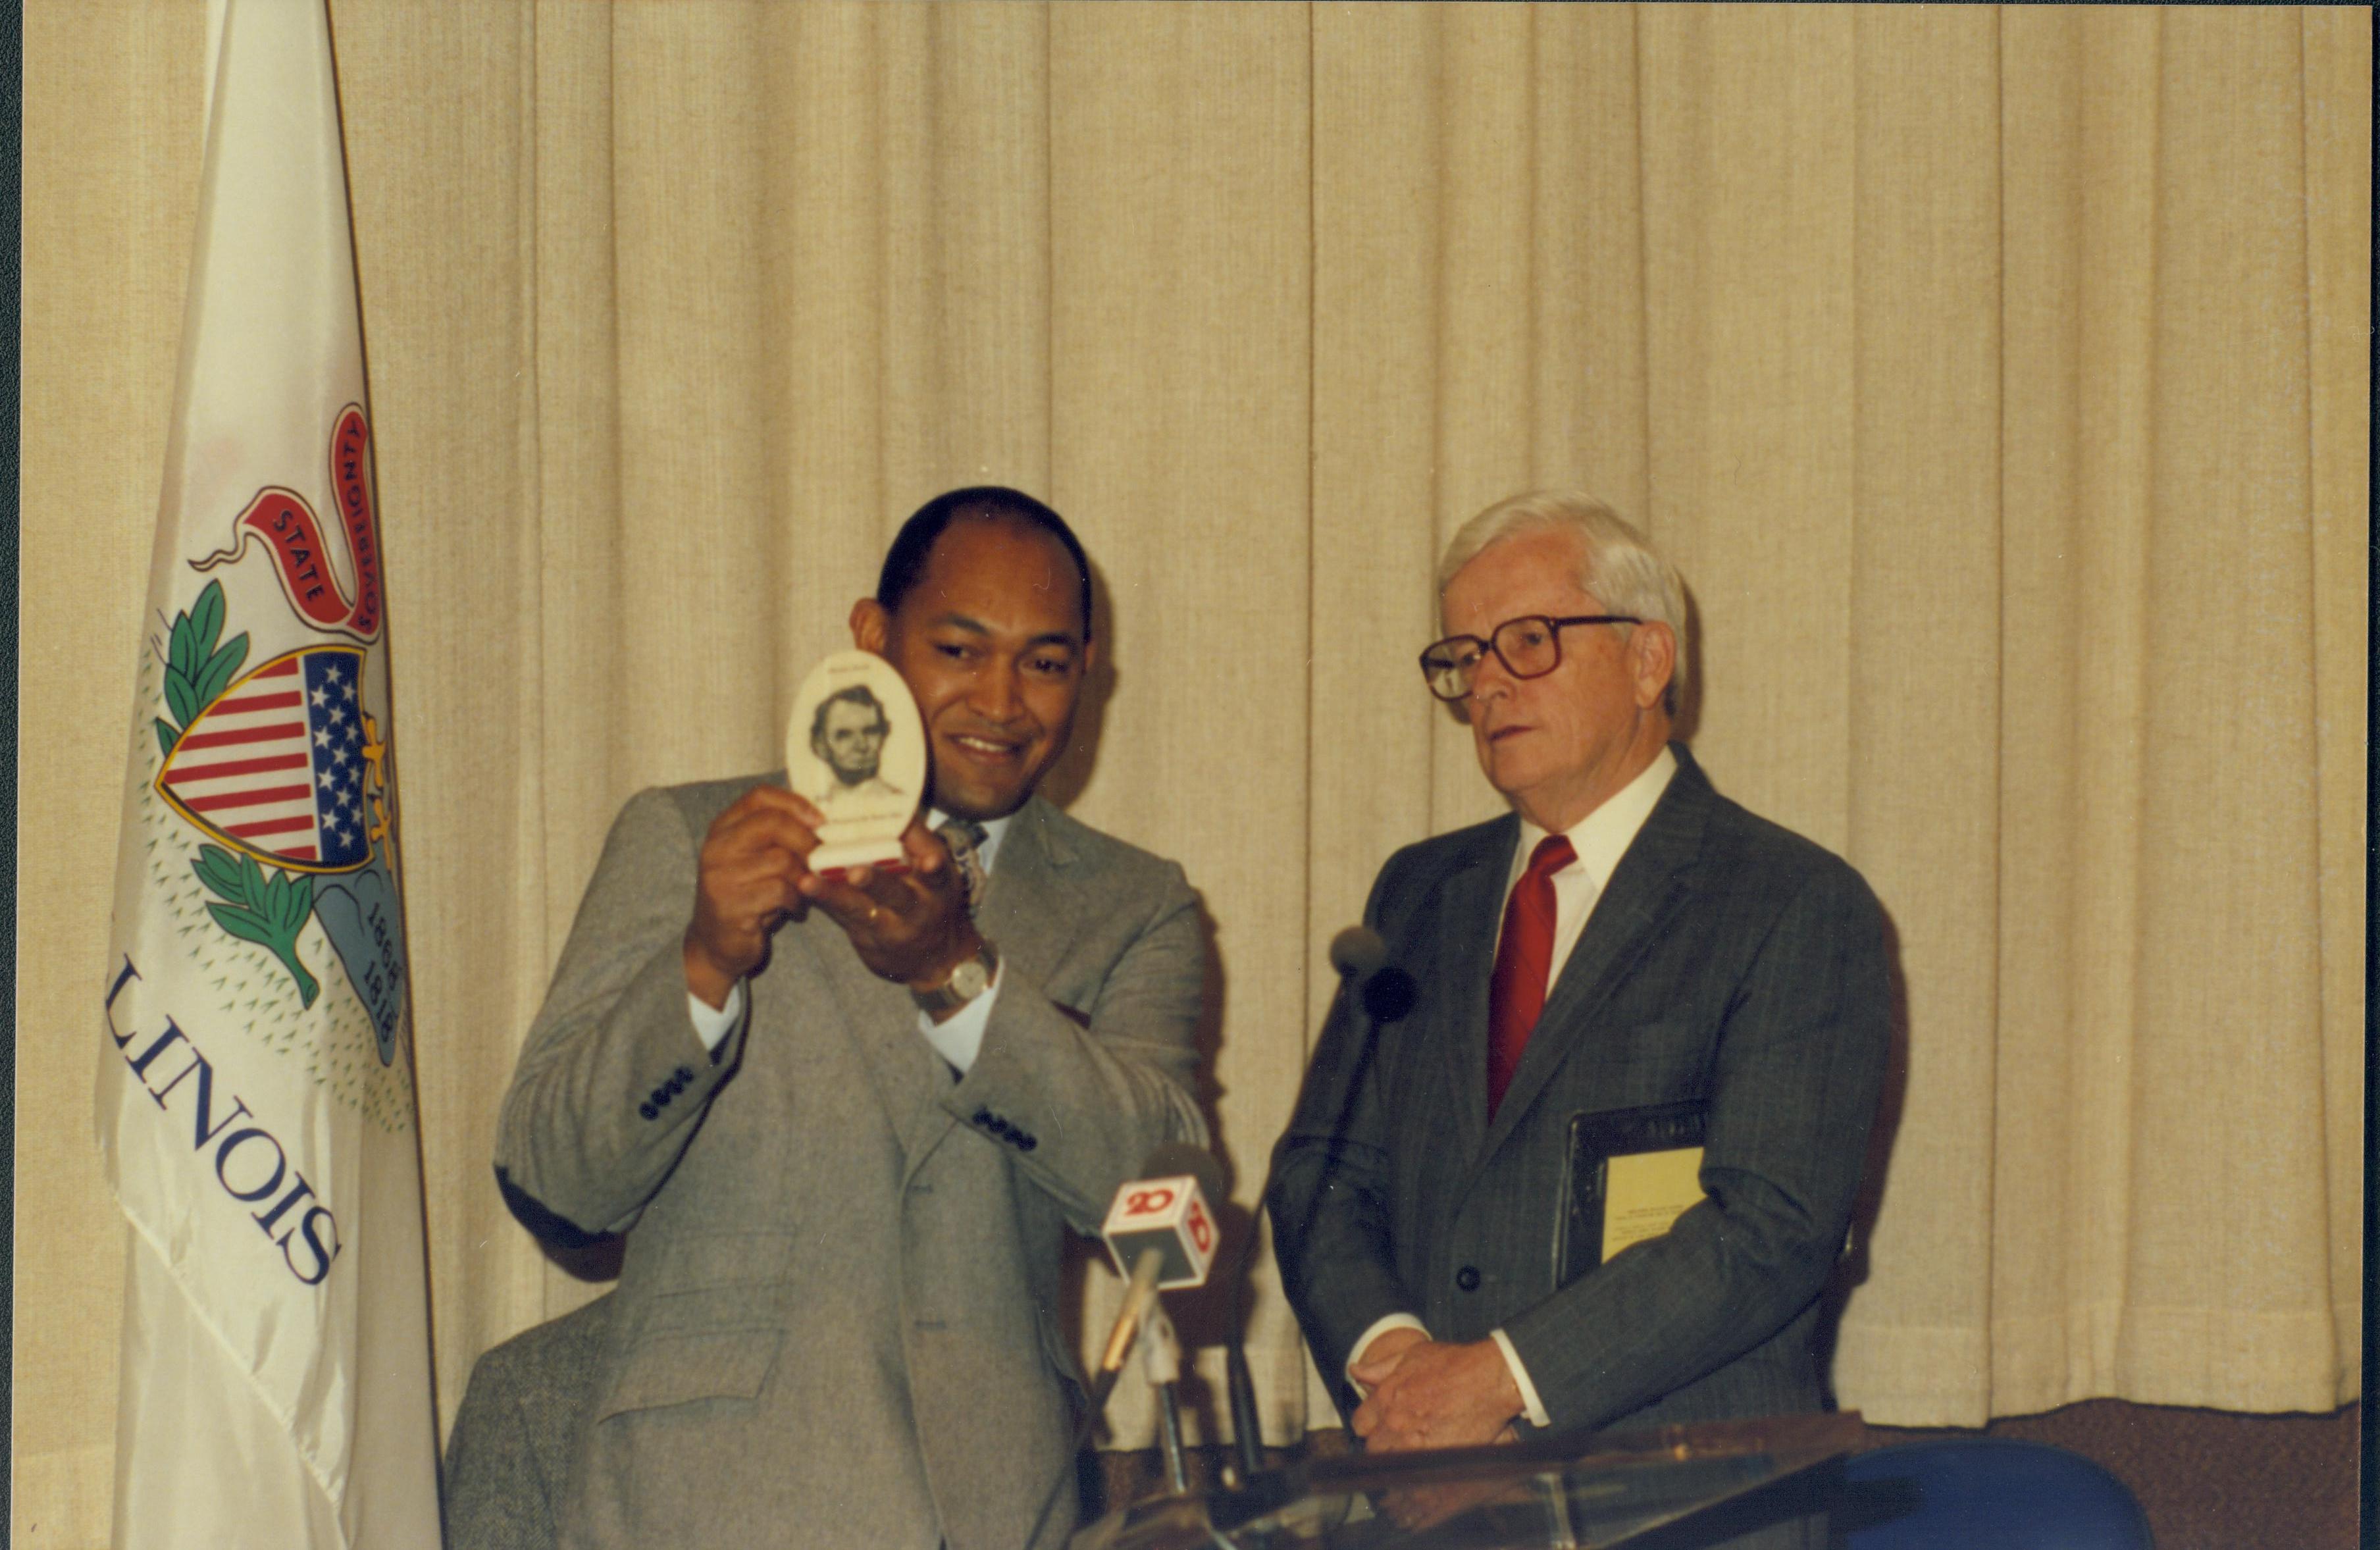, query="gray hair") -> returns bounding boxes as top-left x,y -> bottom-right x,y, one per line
1436,490 -> 1688,715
